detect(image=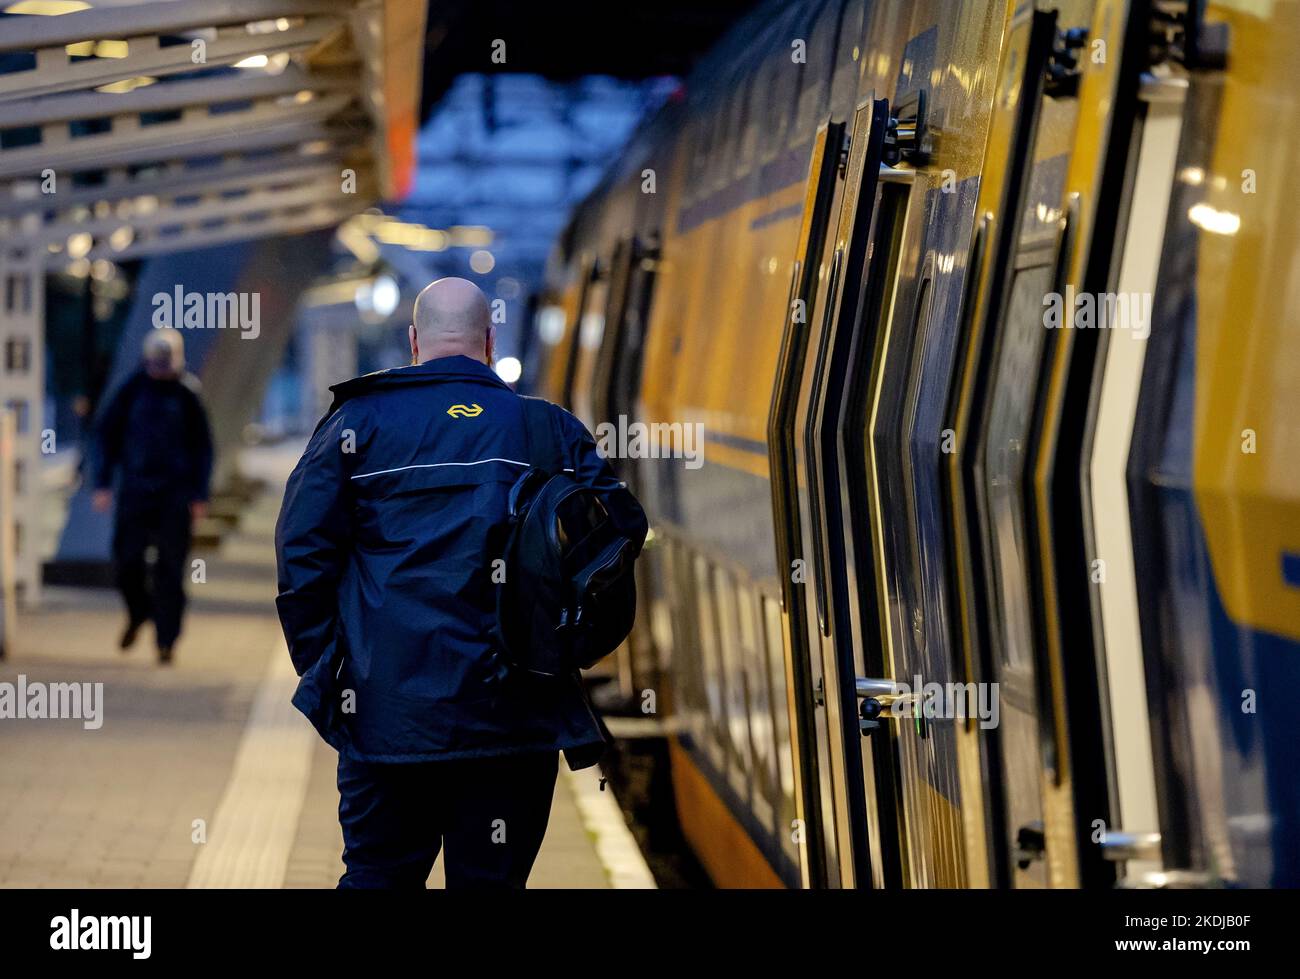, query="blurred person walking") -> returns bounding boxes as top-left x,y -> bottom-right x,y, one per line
93,328 -> 213,664
275,277 -> 646,889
